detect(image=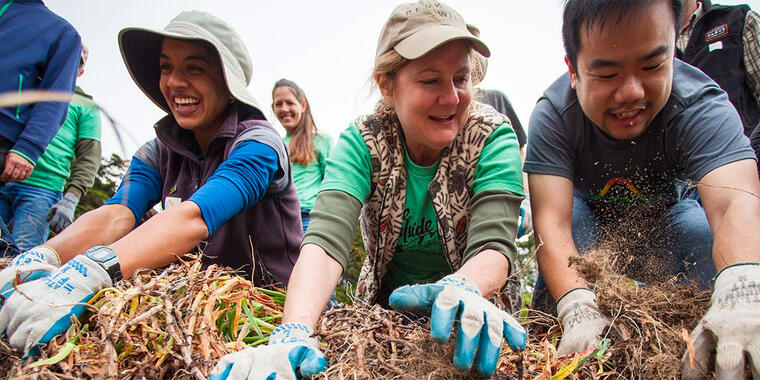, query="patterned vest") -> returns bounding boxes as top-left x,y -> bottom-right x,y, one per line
354,101 -> 521,312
